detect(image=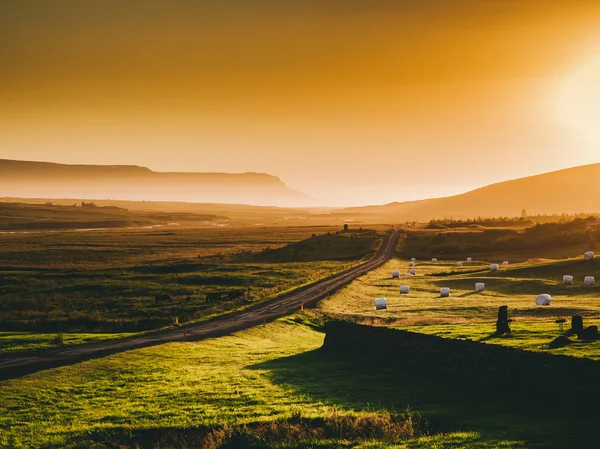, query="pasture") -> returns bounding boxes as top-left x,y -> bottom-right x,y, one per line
0,332 -> 136,354
1,317 -> 587,449
0,226 -> 379,347
3,219 -> 600,448
318,254 -> 600,359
